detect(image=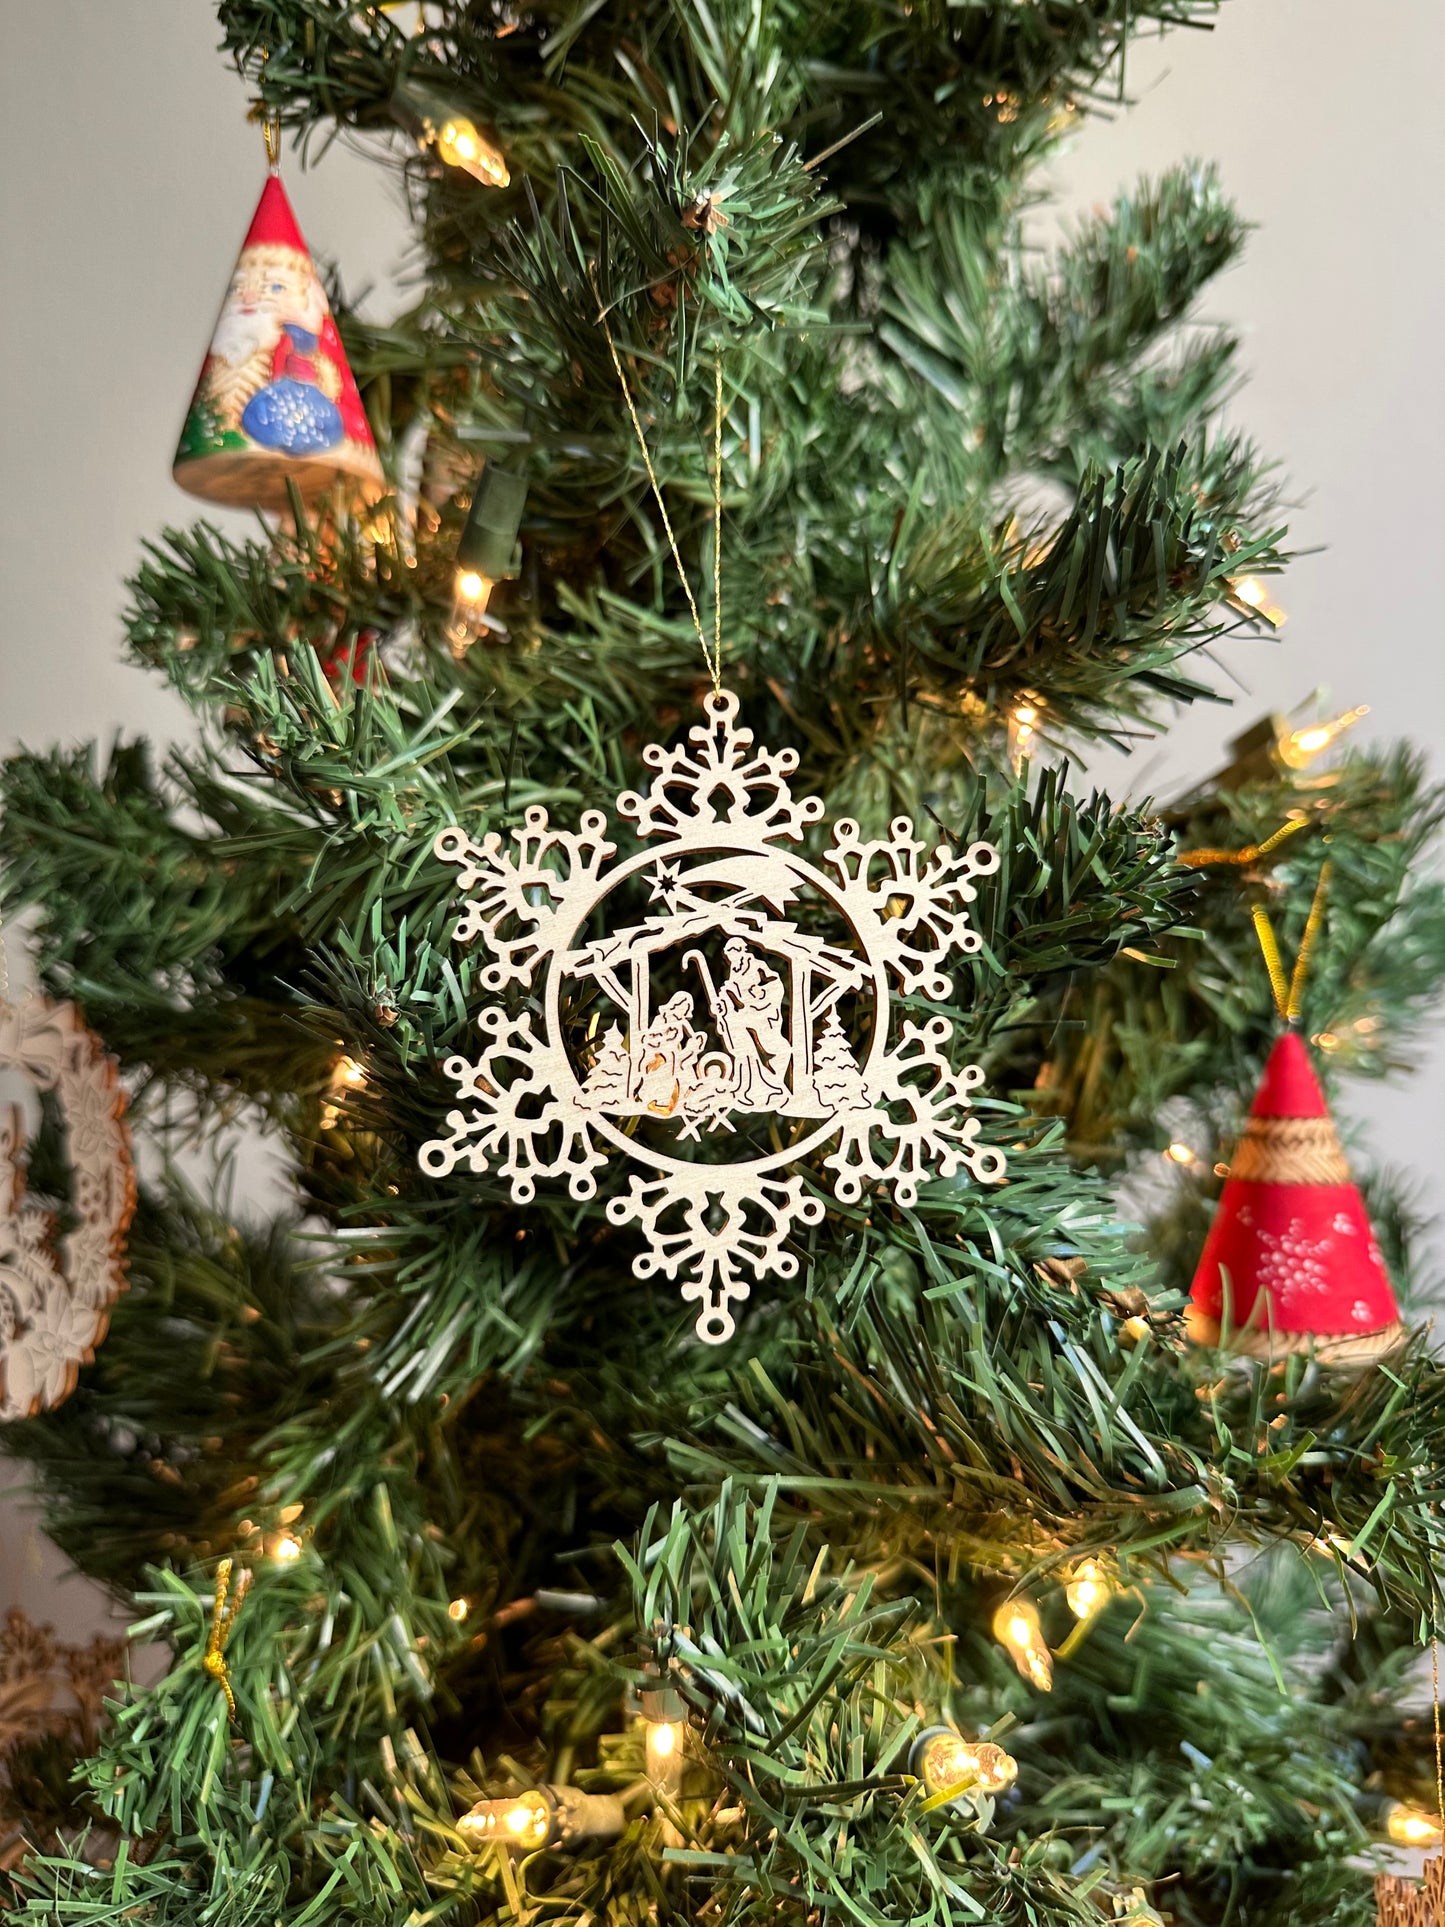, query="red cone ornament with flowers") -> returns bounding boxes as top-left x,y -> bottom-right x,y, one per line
173,168 -> 384,513
1187,860 -> 1404,1361
1188,1029 -> 1403,1360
